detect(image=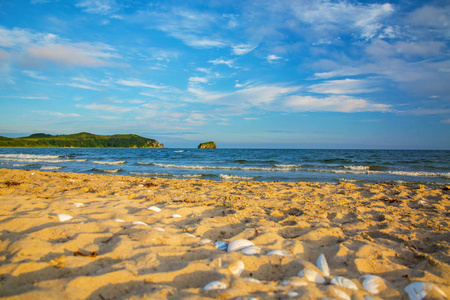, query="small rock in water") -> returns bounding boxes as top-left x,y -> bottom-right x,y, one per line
203,281 -> 227,291
147,206 -> 161,212
214,241 -> 228,250
331,276 -> 358,291
57,214 -> 73,222
227,239 -> 254,252
228,260 -> 245,276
